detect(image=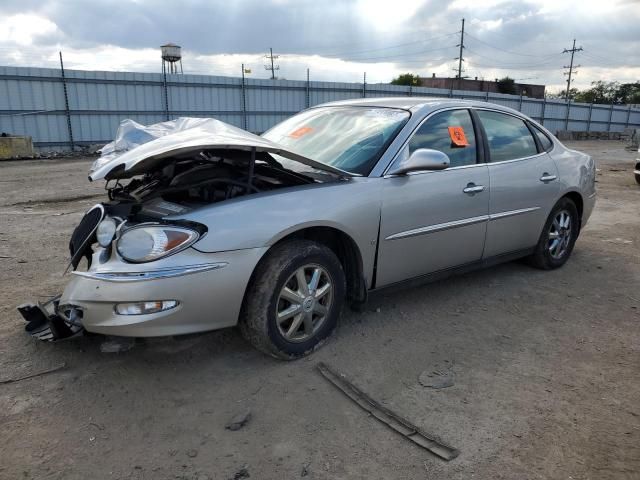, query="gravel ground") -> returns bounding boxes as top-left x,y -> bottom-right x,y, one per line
1,141 -> 638,480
